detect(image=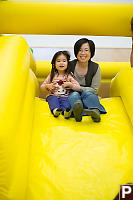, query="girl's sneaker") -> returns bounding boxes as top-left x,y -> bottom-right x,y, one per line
53,108 -> 63,117
64,107 -> 71,119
